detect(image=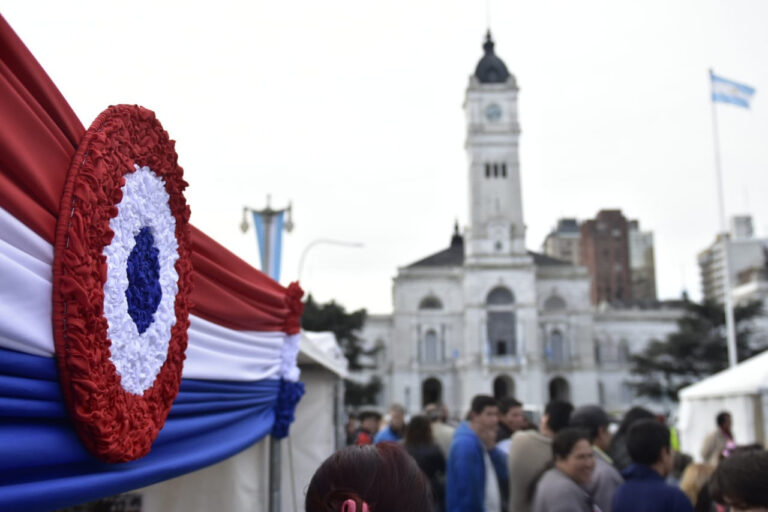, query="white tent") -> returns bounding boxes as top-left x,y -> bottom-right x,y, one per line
135,331 -> 348,512
677,349 -> 768,461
